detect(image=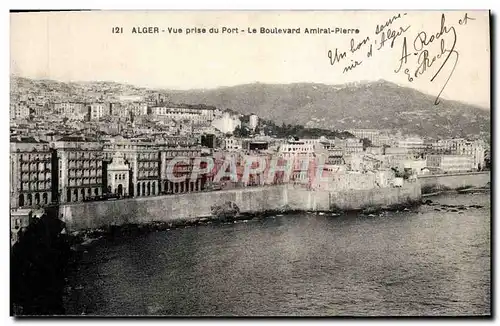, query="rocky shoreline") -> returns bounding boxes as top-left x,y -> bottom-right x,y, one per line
68,198 -> 425,252
68,186 -> 491,251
